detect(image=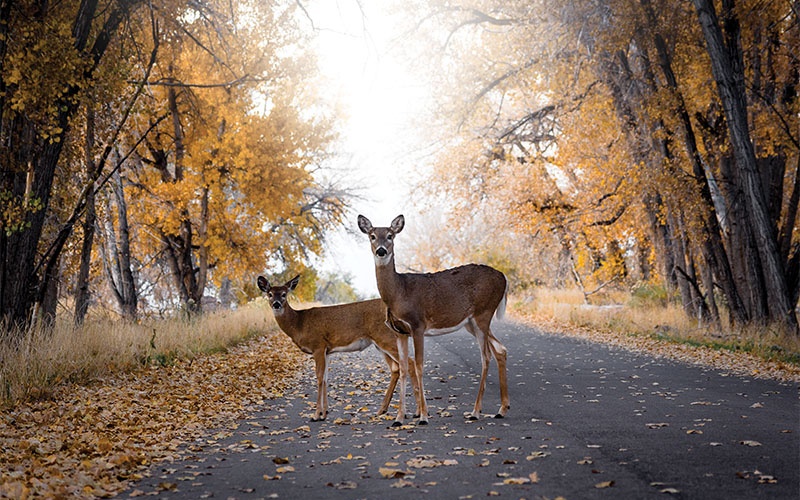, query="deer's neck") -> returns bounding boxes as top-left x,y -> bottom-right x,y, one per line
274,306 -> 303,340
375,256 -> 403,305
